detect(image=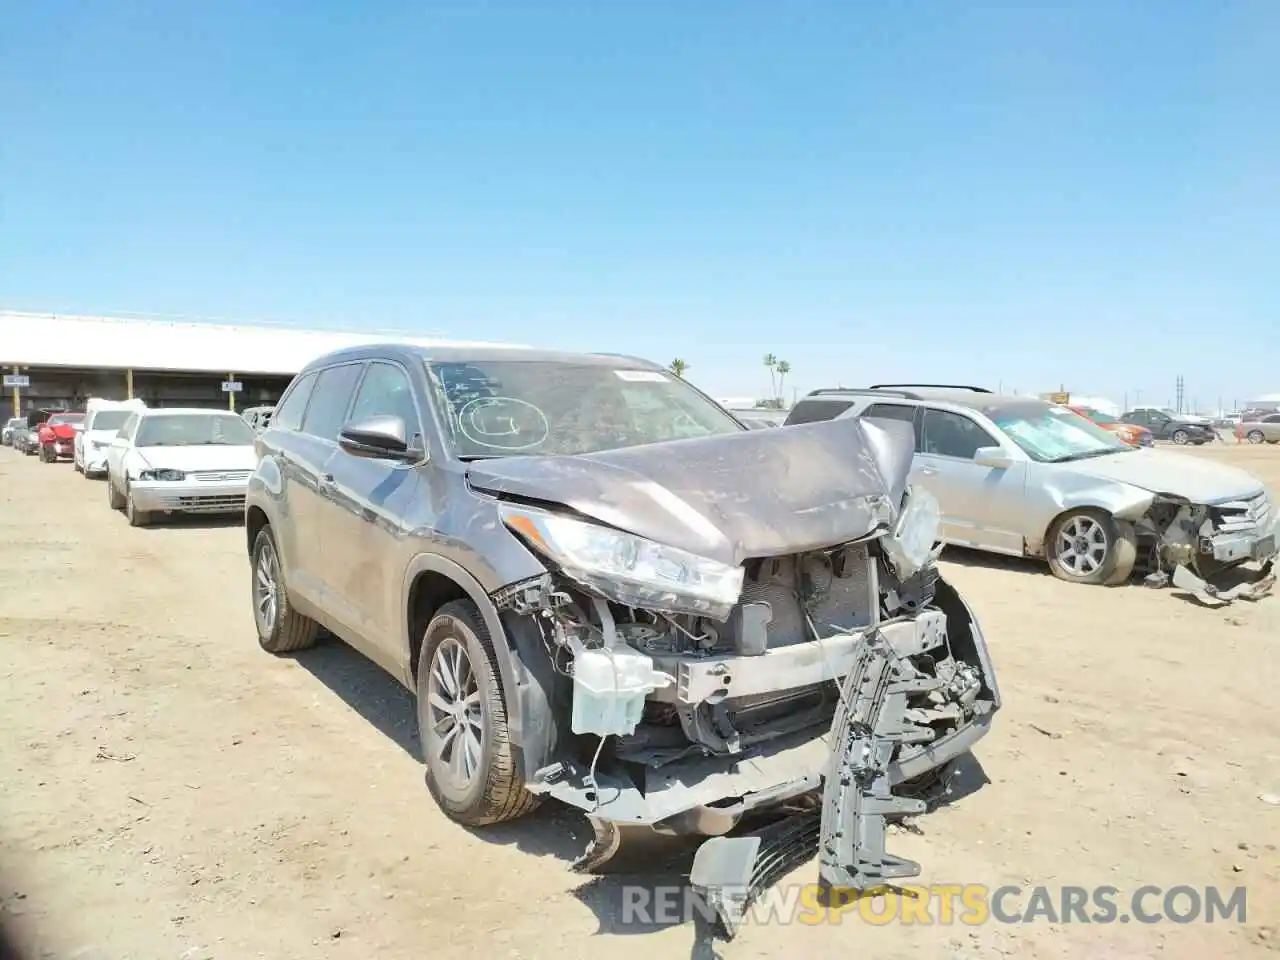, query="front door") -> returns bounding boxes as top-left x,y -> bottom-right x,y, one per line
321,360 -> 429,675
916,407 -> 1027,555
